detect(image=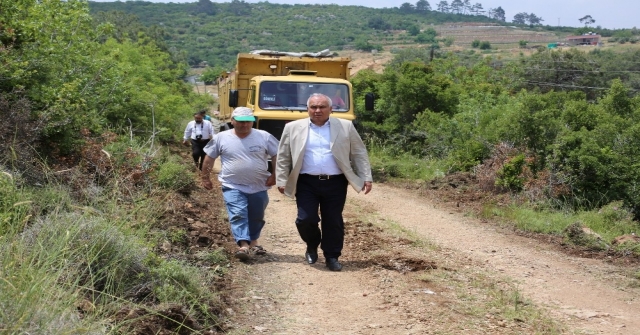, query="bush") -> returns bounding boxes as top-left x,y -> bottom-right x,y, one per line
154,159 -> 195,194
1,212 -> 149,333
598,201 -> 634,225
441,37 -> 454,47
563,222 -> 609,251
448,139 -> 489,172
479,41 -> 492,50
495,154 -> 526,192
